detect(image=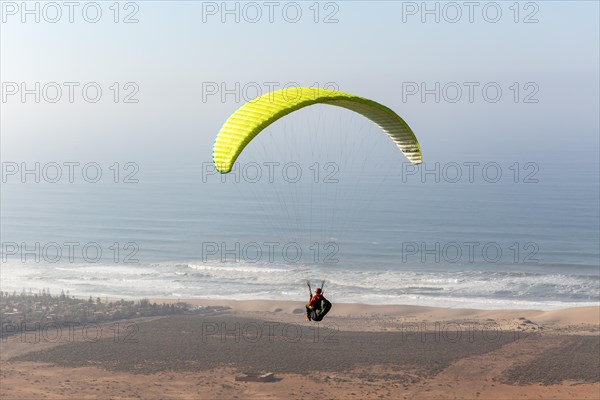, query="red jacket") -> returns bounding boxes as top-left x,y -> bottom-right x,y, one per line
307,293 -> 324,309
